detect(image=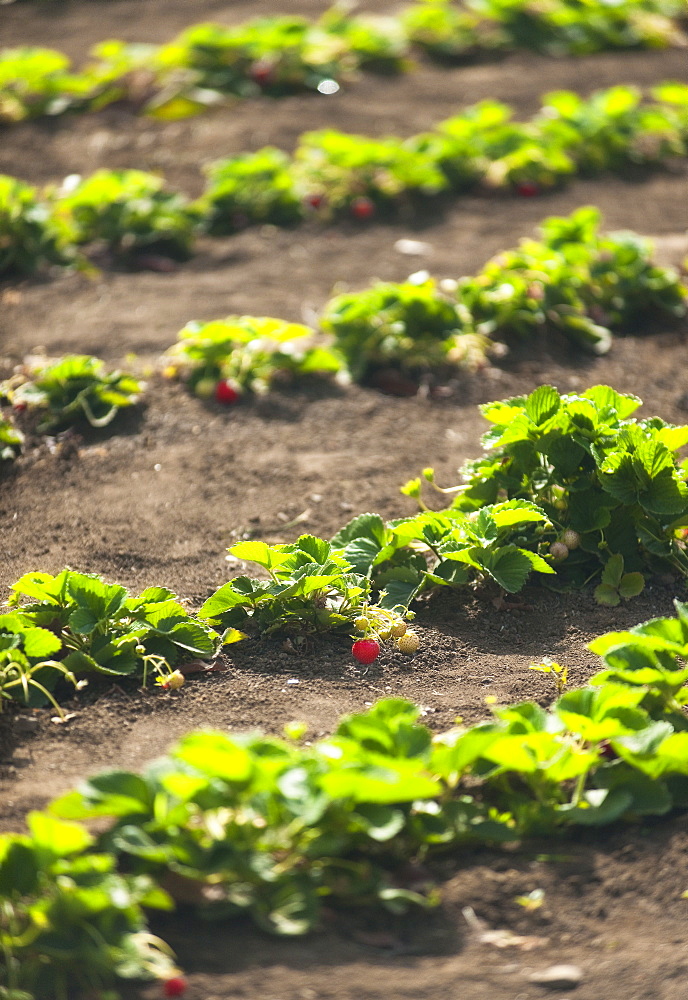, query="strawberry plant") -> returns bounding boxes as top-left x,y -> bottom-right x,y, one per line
535,84 -> 687,173
4,354 -> 143,433
197,148 -> 302,234
1,84 -> 687,283
2,5 -> 685,134
318,8 -> 408,73
51,170 -> 196,261
332,501 -> 556,609
292,128 -> 448,217
402,0 -> 503,59
0,611 -> 77,715
0,609 -> 685,998
455,206 -> 687,353
320,277 -> 489,383
0,174 -> 73,277
5,570 -> 222,695
166,315 -> 342,399
0,47 -> 72,123
198,535 -> 384,638
156,16 -> 342,99
0,813 -> 176,1000
440,384 -> 688,593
